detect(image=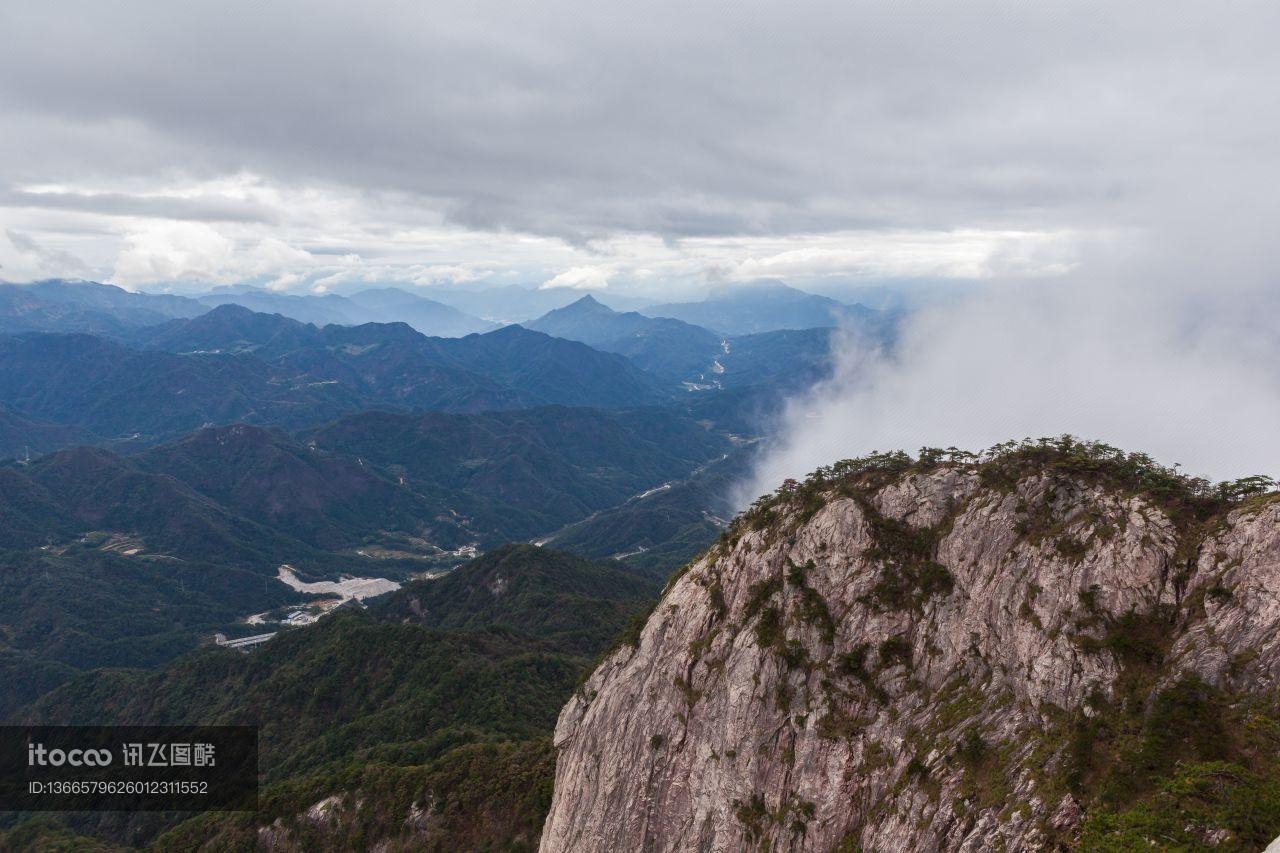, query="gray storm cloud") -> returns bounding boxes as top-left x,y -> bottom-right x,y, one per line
3,1 -> 1277,242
